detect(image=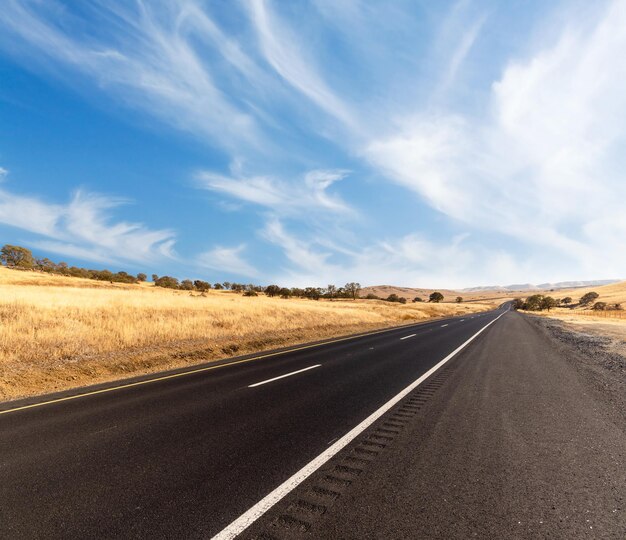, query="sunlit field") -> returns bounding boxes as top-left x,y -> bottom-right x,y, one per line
0,267 -> 496,400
